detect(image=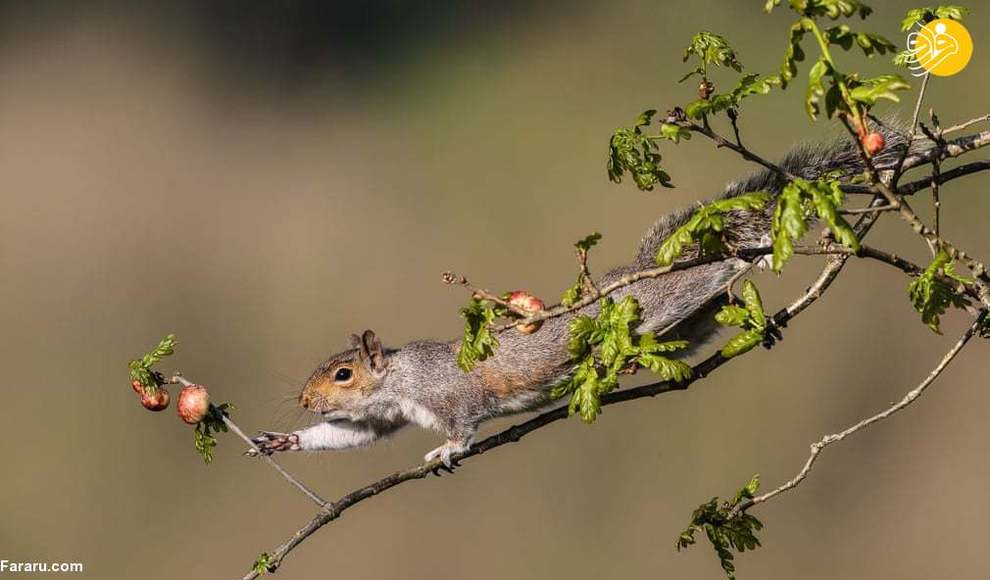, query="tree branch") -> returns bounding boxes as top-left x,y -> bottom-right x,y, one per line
731,312 -> 986,518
